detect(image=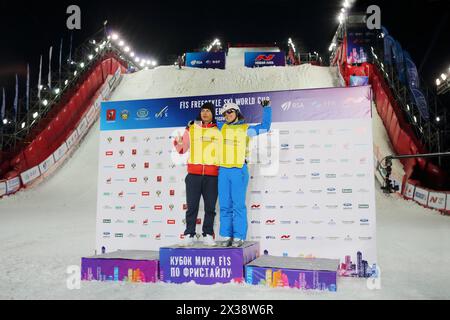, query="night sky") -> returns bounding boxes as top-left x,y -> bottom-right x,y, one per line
0,0 -> 449,103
